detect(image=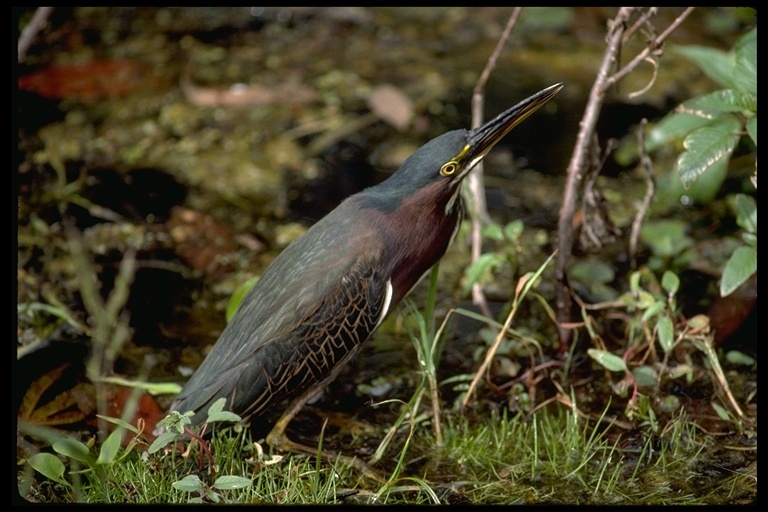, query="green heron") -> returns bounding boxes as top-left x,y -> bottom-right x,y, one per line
169,83 -> 562,460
